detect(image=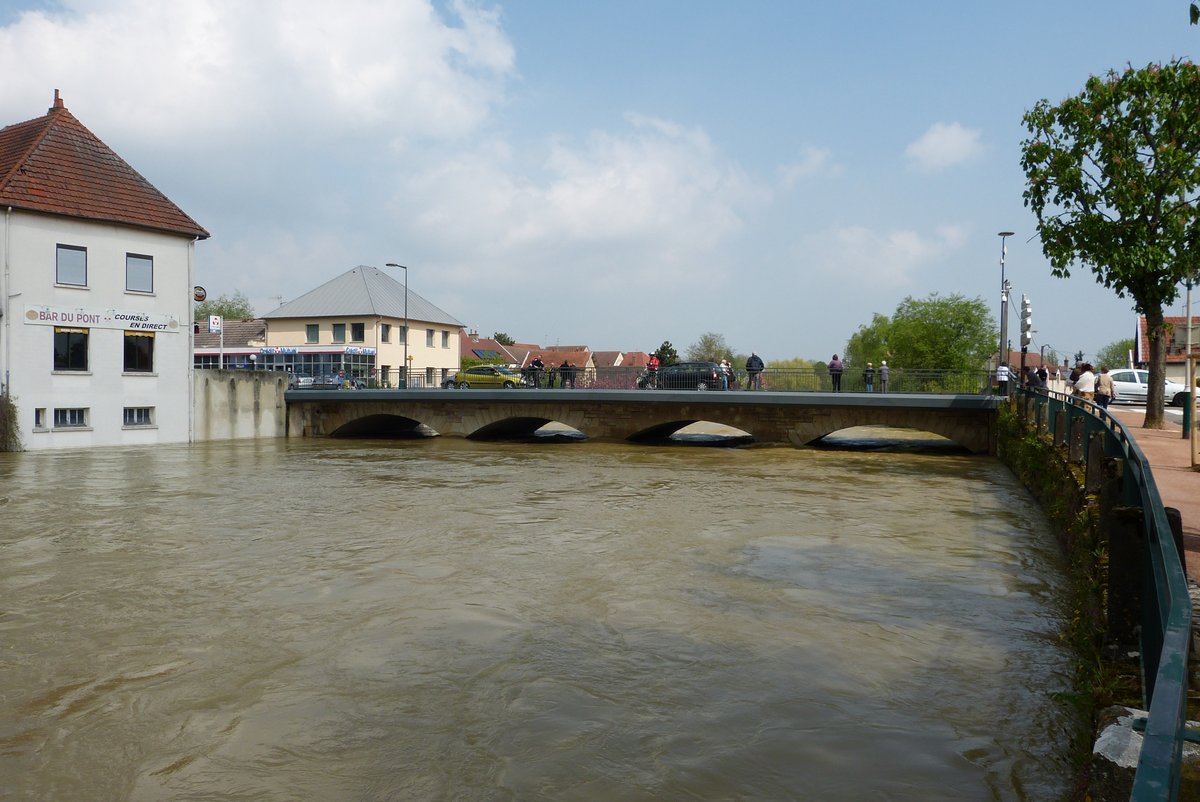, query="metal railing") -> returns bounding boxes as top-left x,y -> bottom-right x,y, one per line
1016,387 -> 1190,801
458,366 -> 999,393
